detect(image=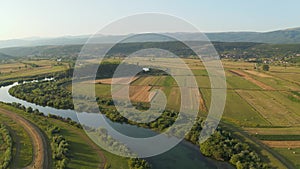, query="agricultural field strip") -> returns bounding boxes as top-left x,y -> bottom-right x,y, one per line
0,60 -> 68,81
262,141 -> 300,148
92,76 -> 139,85
221,90 -> 272,127
228,69 -> 274,90
84,76 -> 204,107
245,128 -> 300,148
238,68 -> 300,91
245,127 -> 300,135
263,91 -> 300,117
235,90 -> 300,126
227,69 -> 300,126
274,148 -> 300,168
244,70 -> 272,78
0,62 -> 26,73
0,108 -> 50,169
268,72 -> 300,87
